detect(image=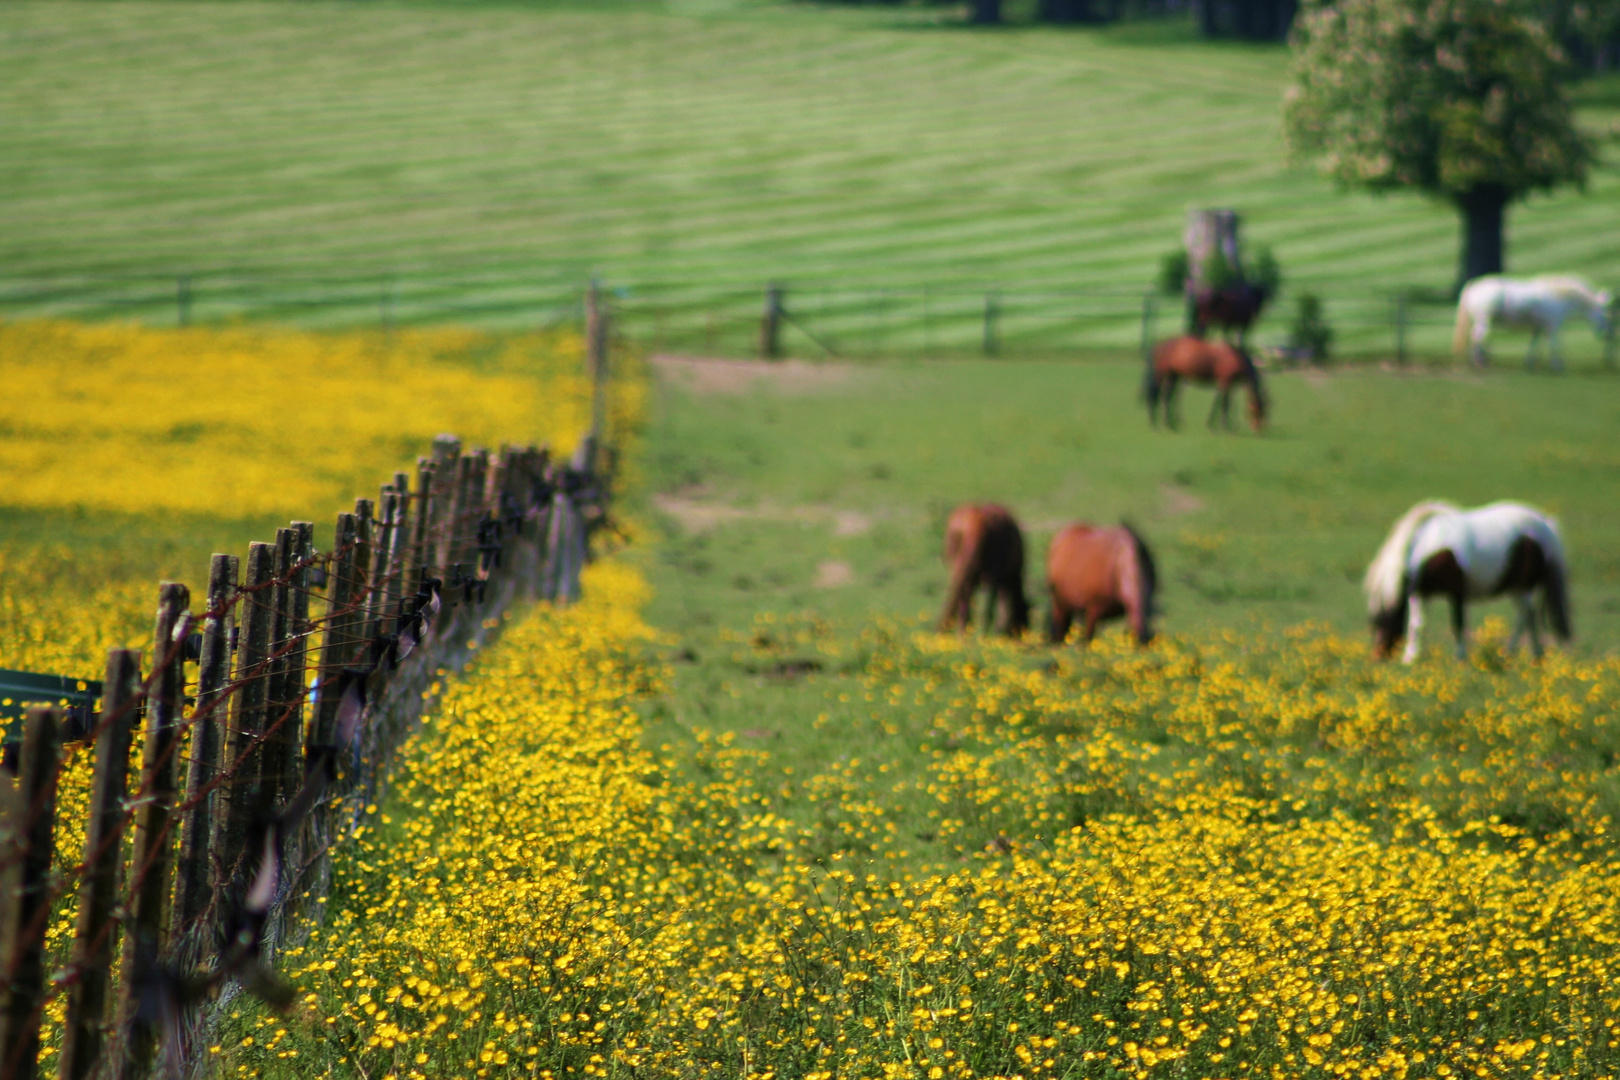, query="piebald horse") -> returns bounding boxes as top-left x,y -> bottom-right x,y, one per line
939,503 -> 1030,636
1146,336 -> 1266,432
1047,523 -> 1157,646
1364,501 -> 1571,663
1454,275 -> 1612,370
